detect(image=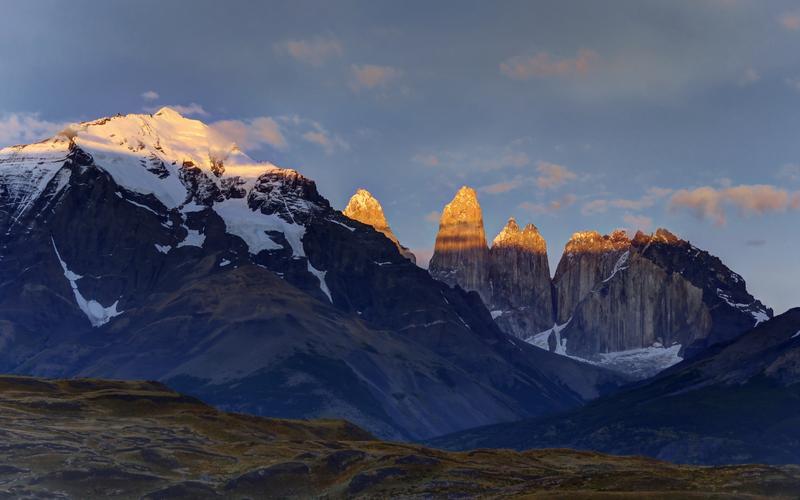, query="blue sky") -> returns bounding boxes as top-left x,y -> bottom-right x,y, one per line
1,0 -> 799,313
